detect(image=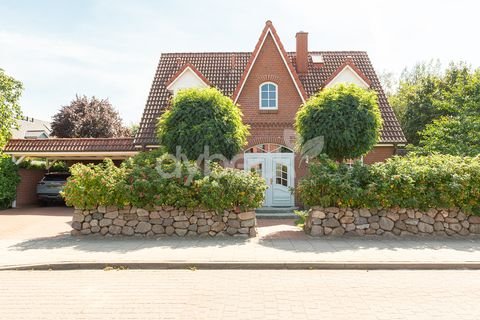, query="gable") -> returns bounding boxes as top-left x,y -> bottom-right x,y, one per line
236,32 -> 305,125
165,65 -> 210,94
322,59 -> 372,90
233,21 -> 306,104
